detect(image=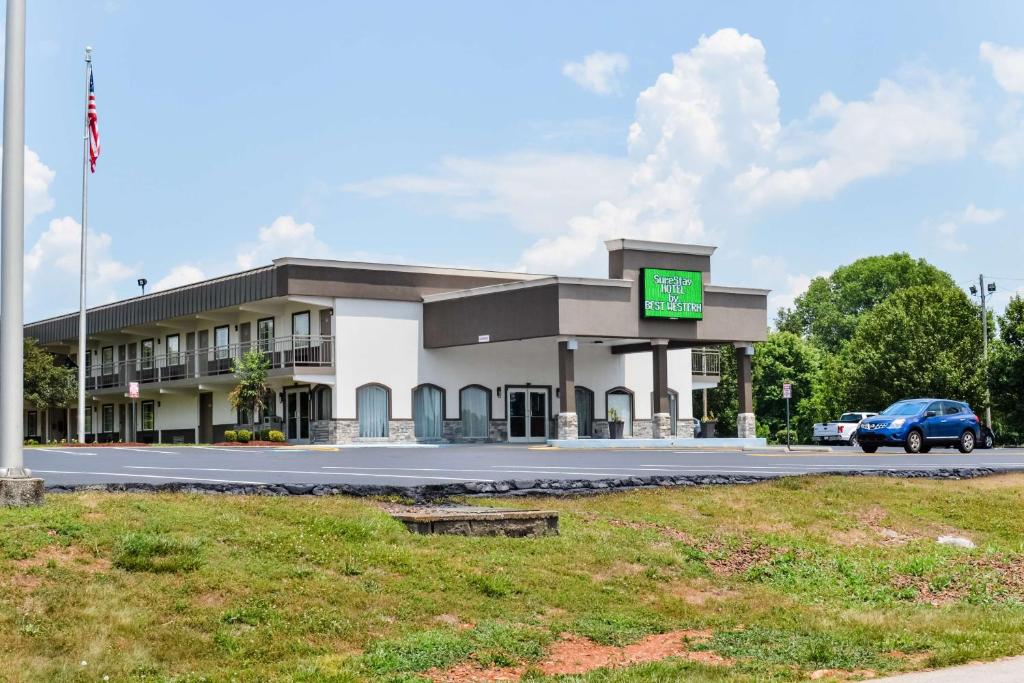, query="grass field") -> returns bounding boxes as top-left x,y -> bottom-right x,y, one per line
3,475 -> 1024,682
